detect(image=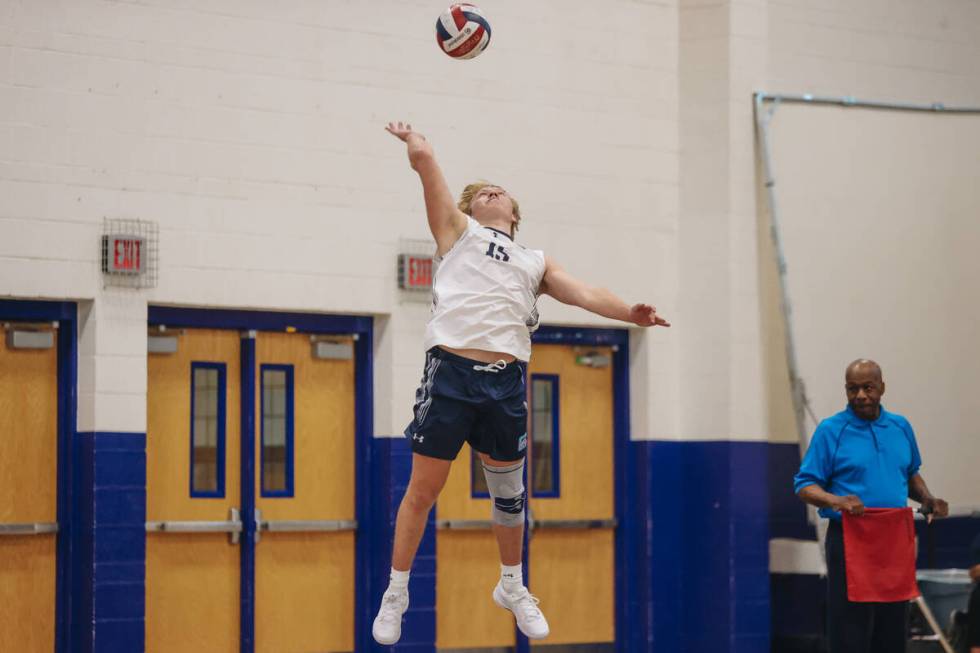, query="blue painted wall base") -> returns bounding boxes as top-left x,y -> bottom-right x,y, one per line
72,432 -> 146,653
368,436 -> 437,652
645,440 -> 771,653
